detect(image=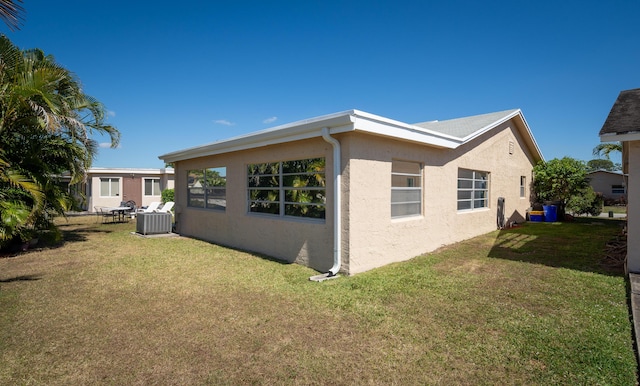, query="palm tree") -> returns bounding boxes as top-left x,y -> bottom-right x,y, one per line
0,35 -> 119,245
592,142 -> 622,160
0,0 -> 23,31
